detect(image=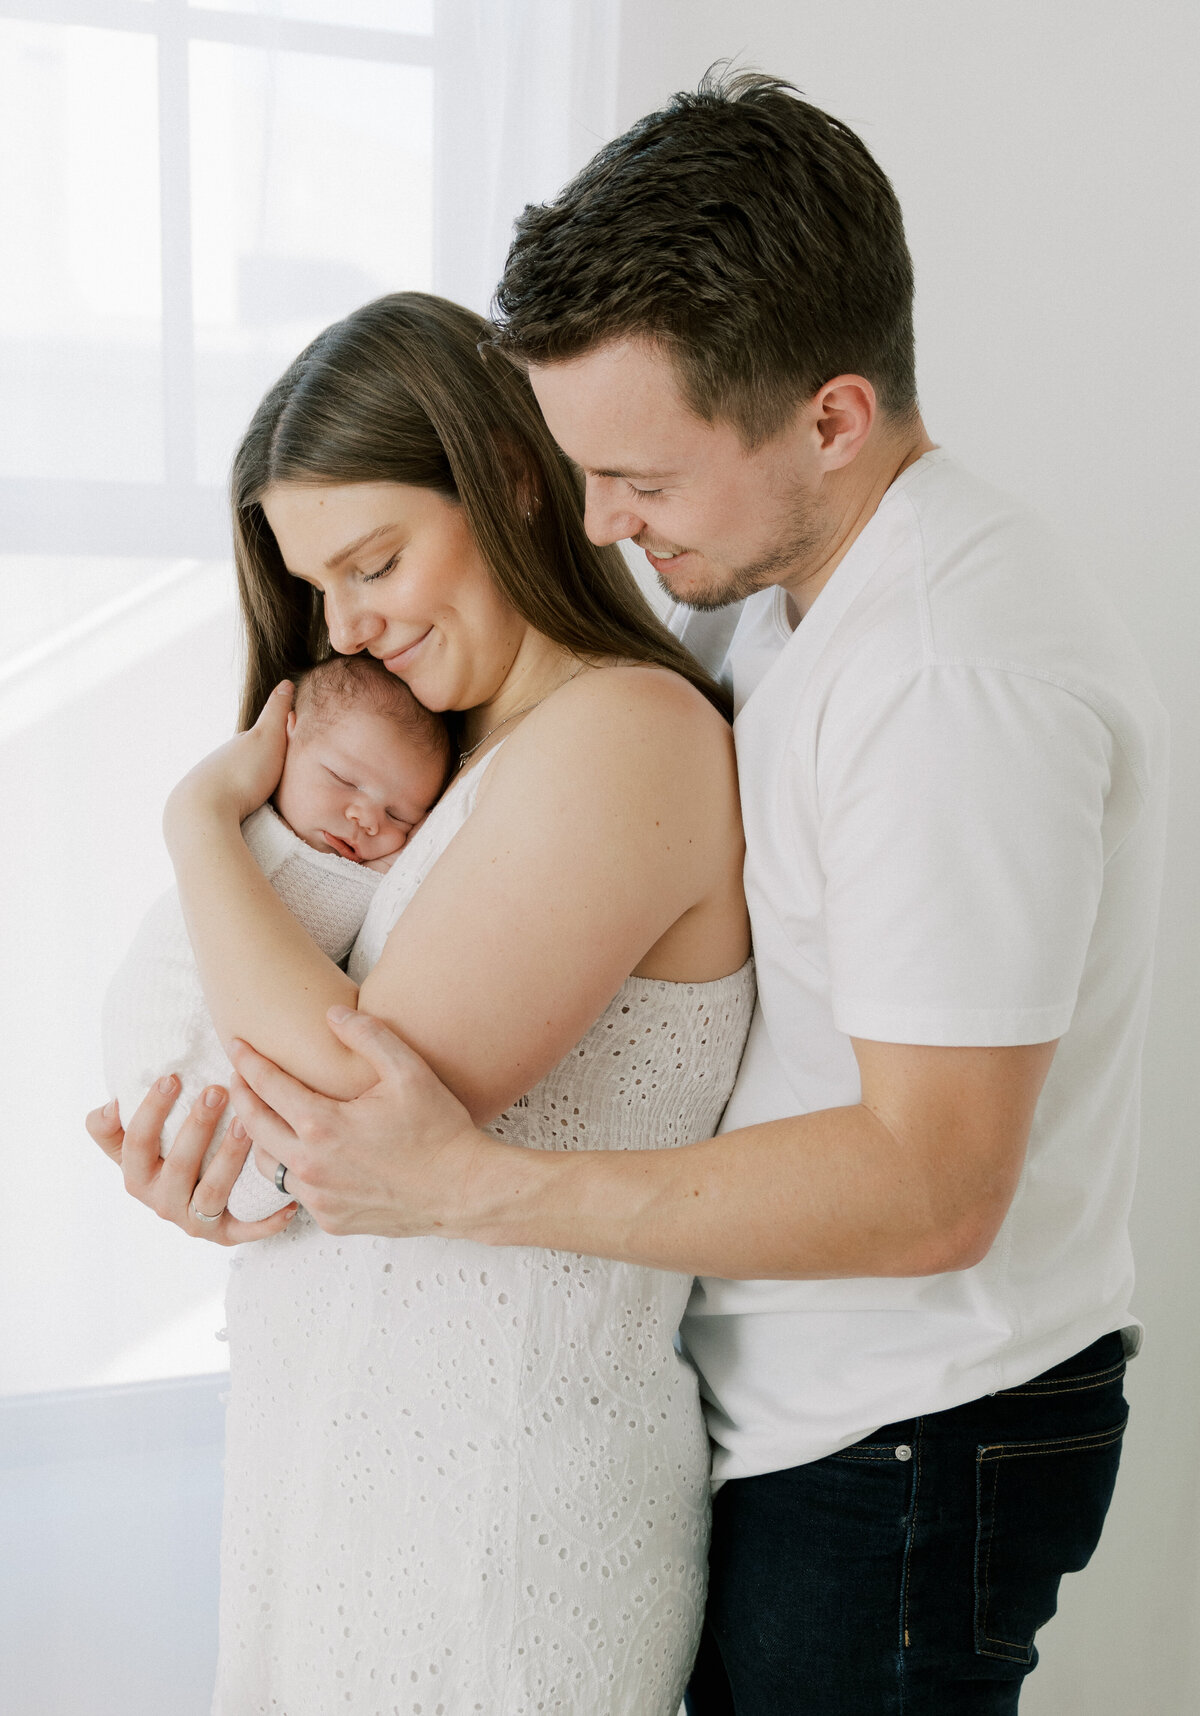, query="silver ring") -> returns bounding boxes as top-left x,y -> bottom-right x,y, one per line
190,1201 -> 223,1224
275,1161 -> 289,1196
